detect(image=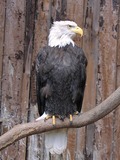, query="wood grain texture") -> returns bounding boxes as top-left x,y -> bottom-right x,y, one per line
82,0 -> 100,159
94,1 -> 119,160
0,0 -> 5,139
113,4 -> 120,160
0,0 -> 26,159
27,0 -> 49,159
